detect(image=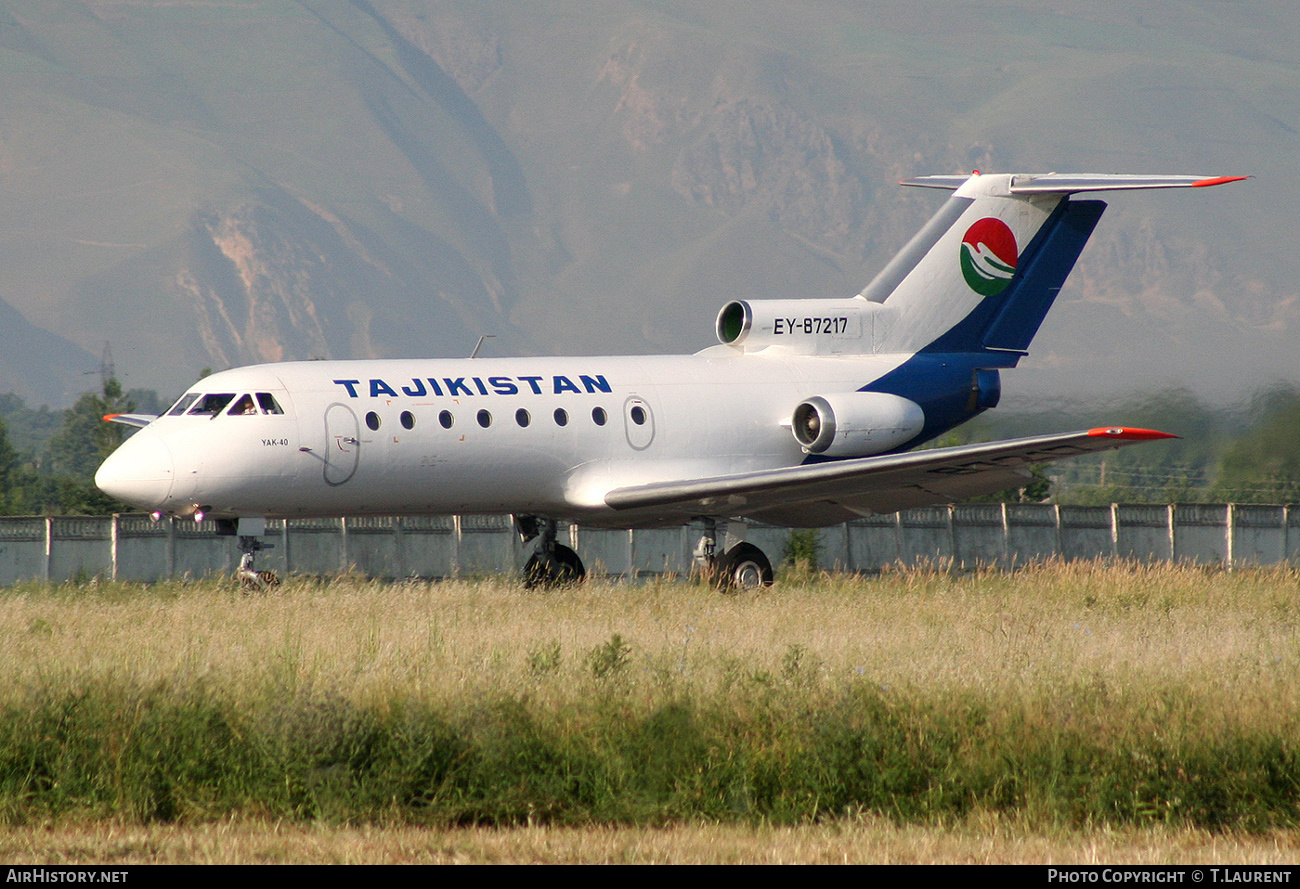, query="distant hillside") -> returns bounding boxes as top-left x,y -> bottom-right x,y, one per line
0,1 -> 1294,407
